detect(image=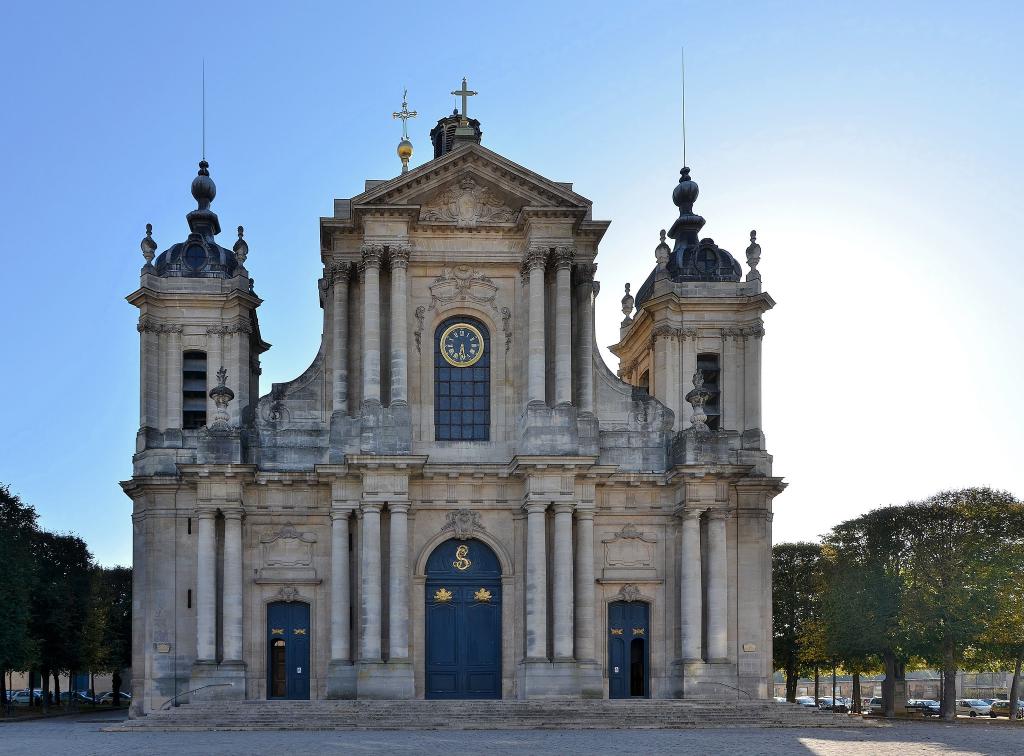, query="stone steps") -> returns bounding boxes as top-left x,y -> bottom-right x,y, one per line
106,700 -> 873,732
